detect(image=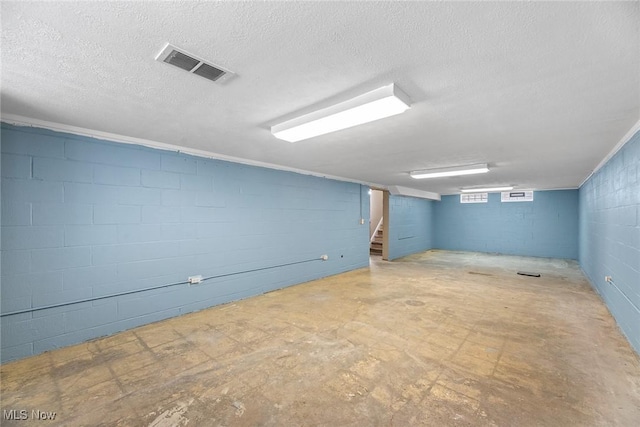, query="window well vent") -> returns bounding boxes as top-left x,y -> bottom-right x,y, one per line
155,43 -> 235,84
501,191 -> 534,202
460,193 -> 488,204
